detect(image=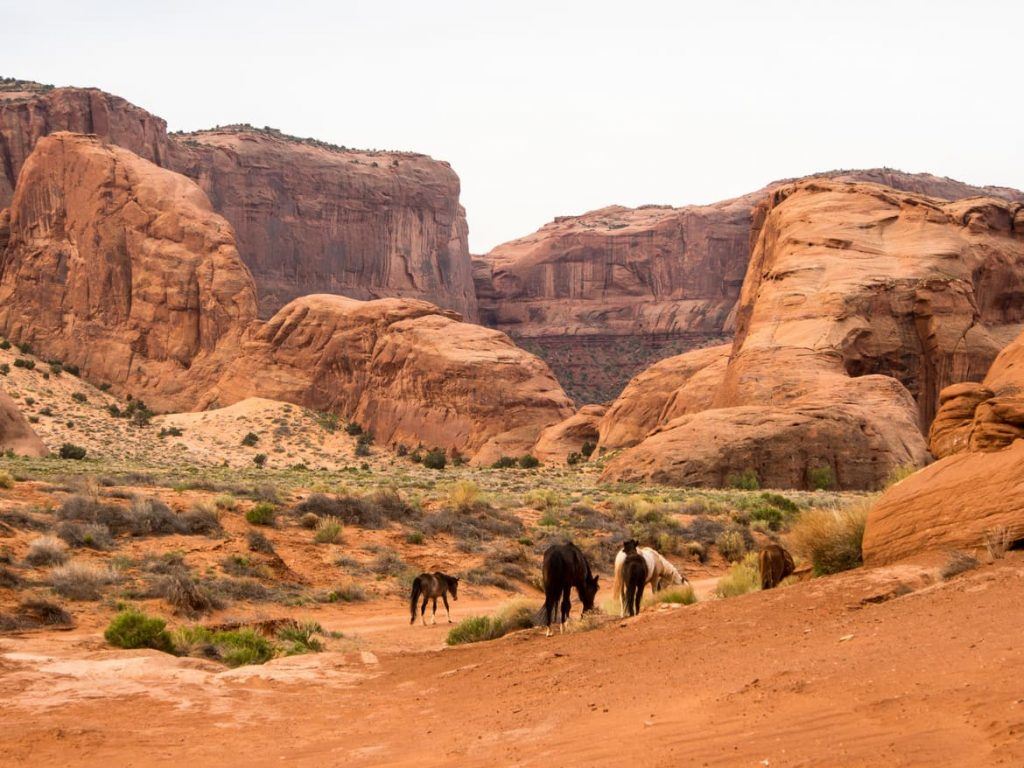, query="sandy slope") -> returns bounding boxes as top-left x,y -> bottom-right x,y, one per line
3,553 -> 1022,767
